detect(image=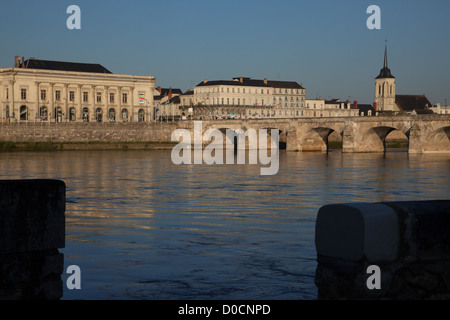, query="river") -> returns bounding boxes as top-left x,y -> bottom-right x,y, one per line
0,149 -> 449,300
